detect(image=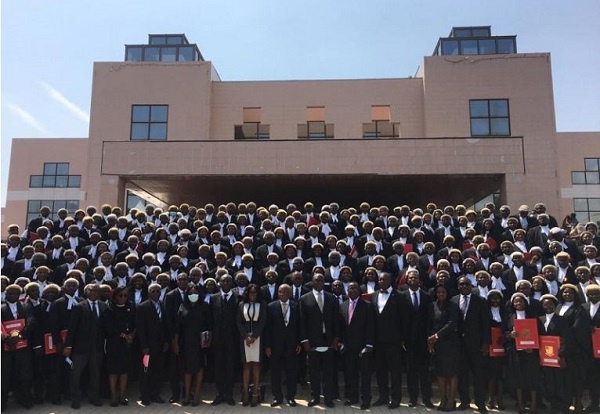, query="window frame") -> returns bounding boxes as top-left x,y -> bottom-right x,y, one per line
26,200 -> 79,226
130,104 -> 169,141
29,163 -> 81,188
469,99 -> 511,137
